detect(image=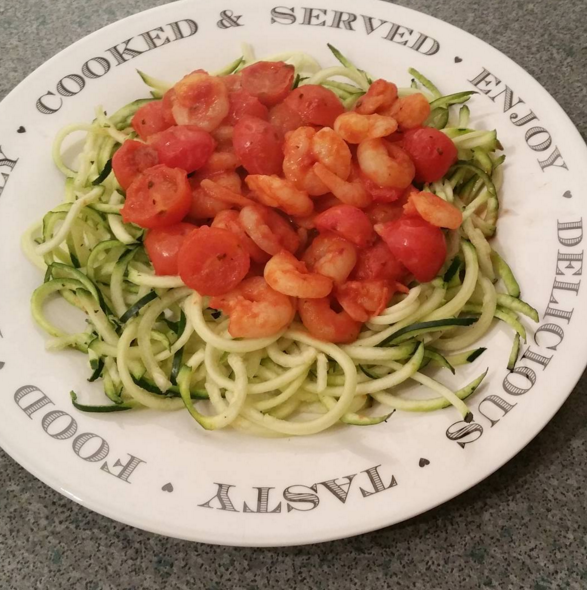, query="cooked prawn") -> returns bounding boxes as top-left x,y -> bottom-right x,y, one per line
297,297 -> 361,343
407,191 -> 463,229
312,163 -> 372,208
334,112 -> 398,144
172,72 -> 230,132
188,171 -> 241,220
211,125 -> 234,149
264,251 -> 333,298
201,179 -> 258,208
355,79 -> 398,115
209,276 -> 295,338
302,233 -> 357,284
357,138 -> 415,189
384,93 -> 431,130
245,174 -> 314,217
199,149 -> 240,173
239,205 -> 300,255
282,127 -> 351,196
211,210 -> 270,264
283,127 -> 330,196
311,127 -> 352,180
